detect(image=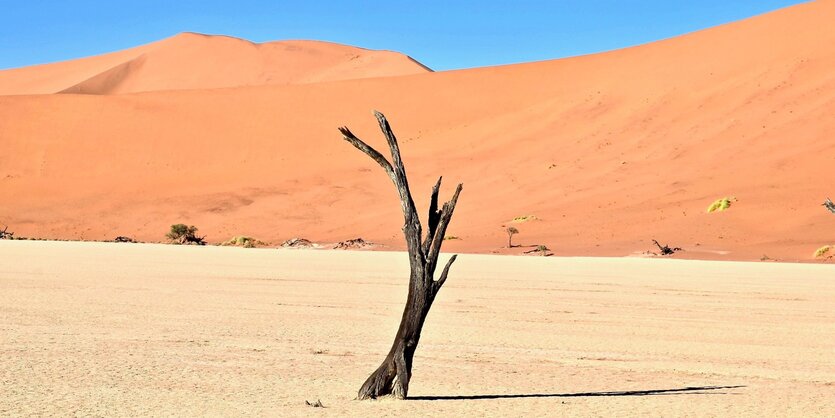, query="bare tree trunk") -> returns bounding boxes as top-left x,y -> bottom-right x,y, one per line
339,111 -> 463,400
